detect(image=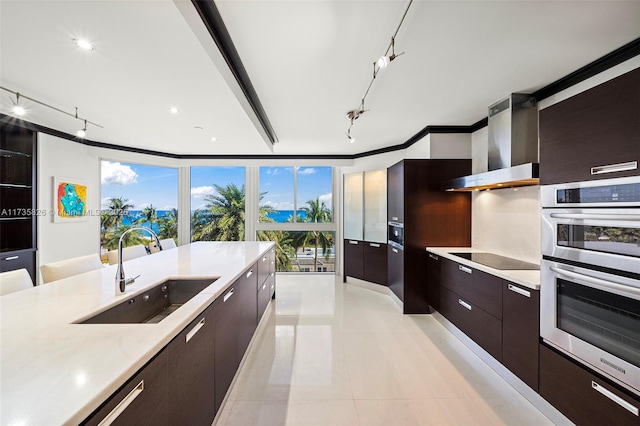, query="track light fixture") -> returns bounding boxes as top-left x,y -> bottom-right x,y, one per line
345,0 -> 413,143
77,119 -> 87,138
376,37 -> 405,73
1,86 -> 103,137
11,93 -> 25,116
